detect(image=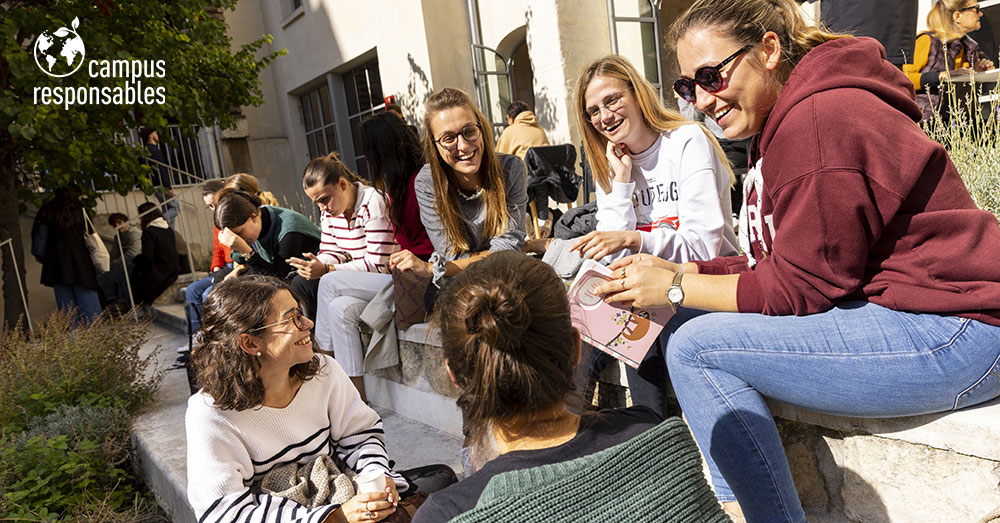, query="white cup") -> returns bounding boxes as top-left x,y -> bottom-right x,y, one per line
356,470 -> 388,494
